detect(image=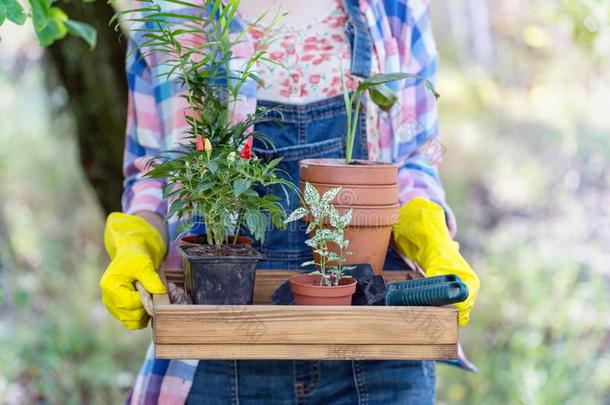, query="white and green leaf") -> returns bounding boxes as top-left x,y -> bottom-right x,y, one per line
303,182 -> 320,206
284,207 -> 309,224
320,186 -> 341,205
